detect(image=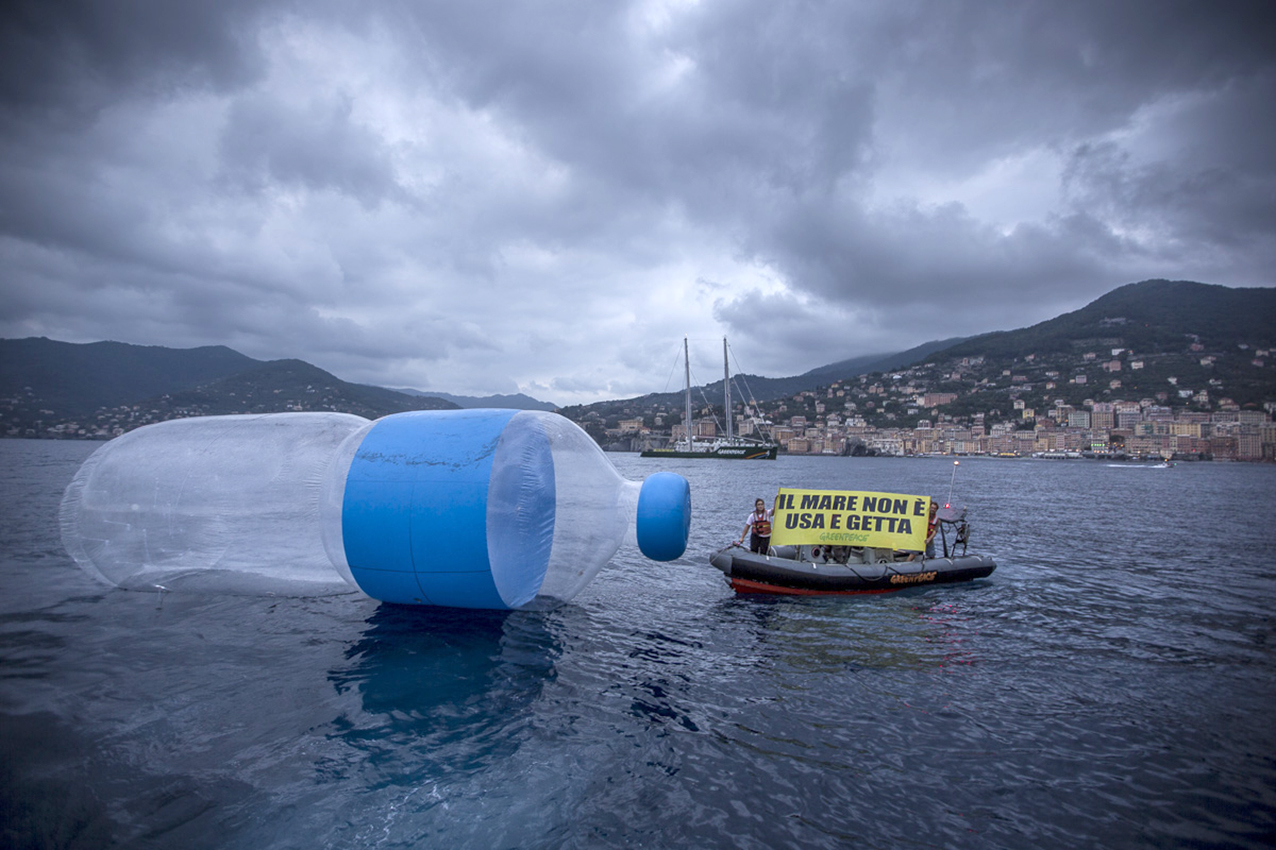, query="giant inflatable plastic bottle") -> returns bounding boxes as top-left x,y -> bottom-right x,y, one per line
60,410 -> 691,610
